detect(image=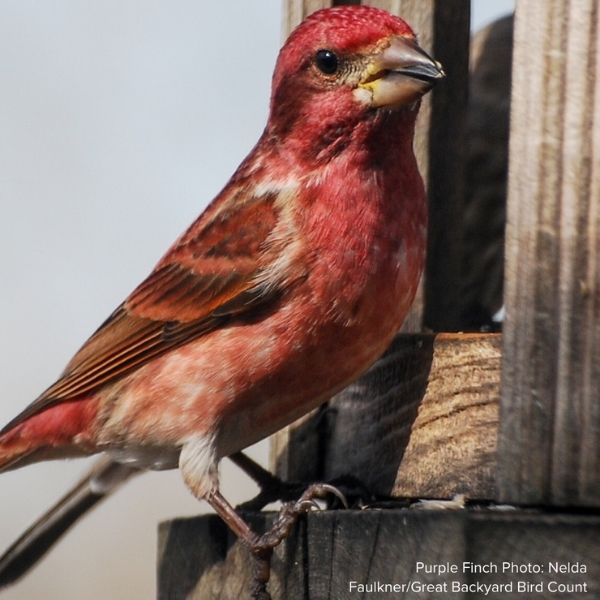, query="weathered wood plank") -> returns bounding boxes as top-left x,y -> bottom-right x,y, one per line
272,333 -> 501,500
159,509 -> 600,599
499,0 -> 600,506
